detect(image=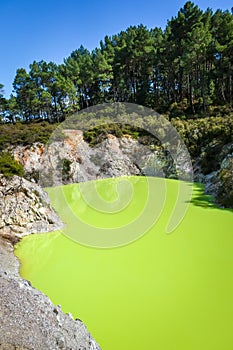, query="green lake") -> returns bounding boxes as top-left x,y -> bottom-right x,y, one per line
15,176 -> 233,350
